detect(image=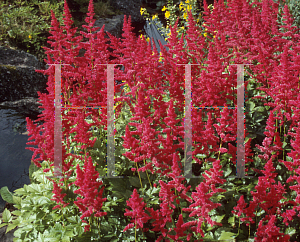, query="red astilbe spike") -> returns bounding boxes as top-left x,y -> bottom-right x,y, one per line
167,214 -> 190,241
167,153 -> 193,203
247,156 -> 288,221
182,159 -> 226,237
123,189 -> 152,232
255,215 -> 290,241
256,110 -> 278,161
287,174 -> 300,216
185,9 -> 208,64
284,124 -> 300,174
49,178 -> 69,210
144,206 -> 168,240
232,195 -> 247,218
201,111 -> 220,161
232,194 -> 257,225
25,4 -> 71,168
73,156 -> 107,231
